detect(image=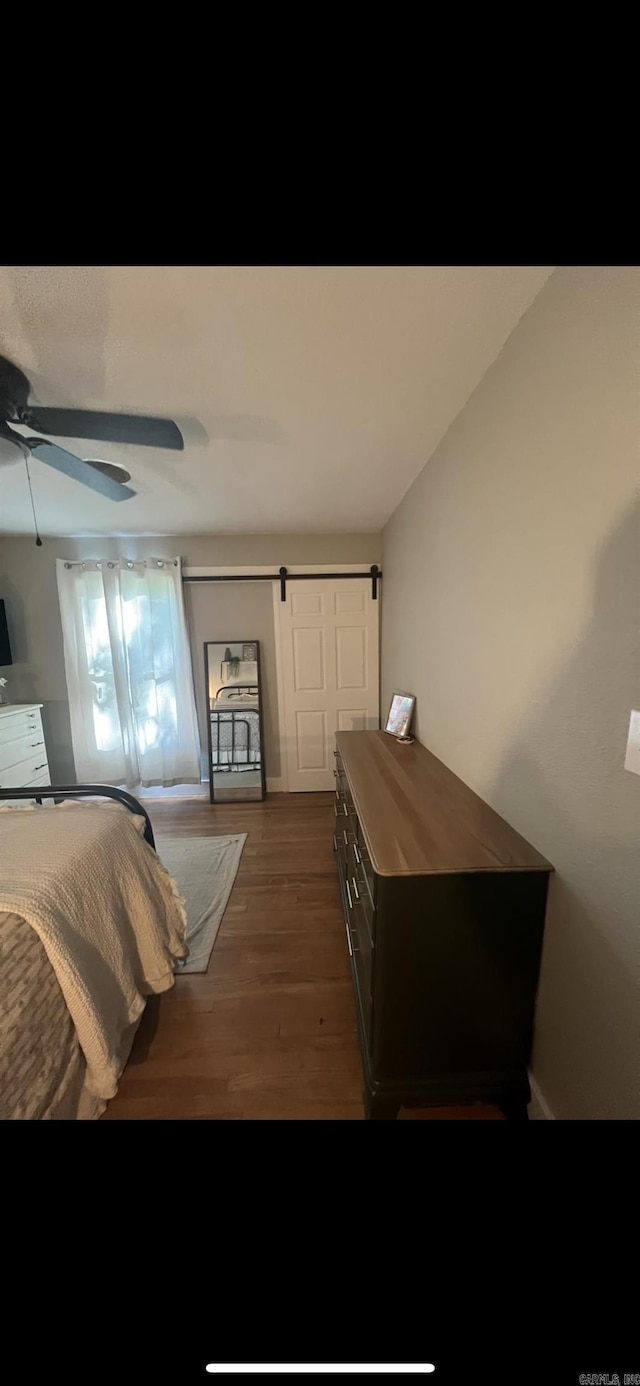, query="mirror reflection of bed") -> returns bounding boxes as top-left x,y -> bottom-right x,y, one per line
204,640 -> 265,802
